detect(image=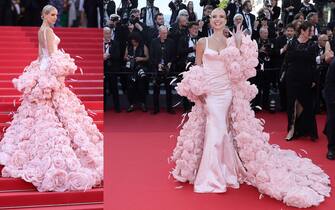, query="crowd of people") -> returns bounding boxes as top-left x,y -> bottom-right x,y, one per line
0,0 -> 104,27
